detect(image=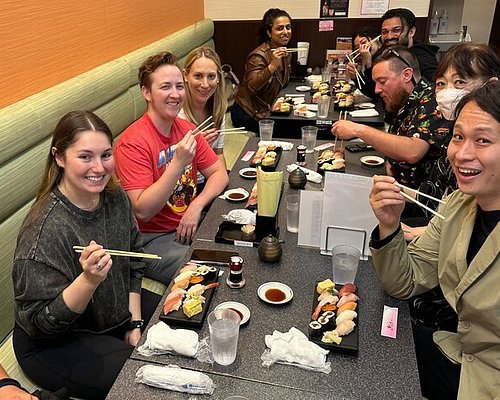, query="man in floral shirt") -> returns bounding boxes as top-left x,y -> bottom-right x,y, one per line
331,45 -> 452,189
